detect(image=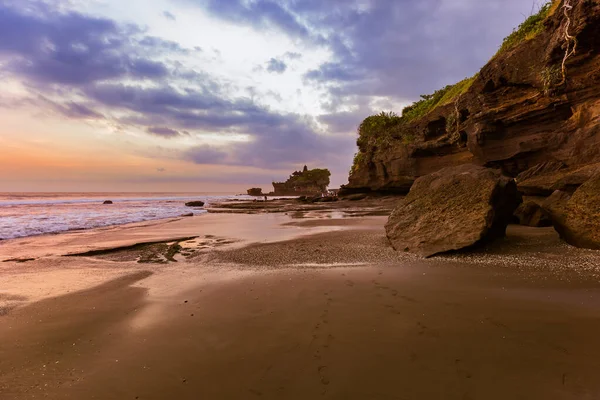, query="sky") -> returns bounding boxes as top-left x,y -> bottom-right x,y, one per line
0,0 -> 546,192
